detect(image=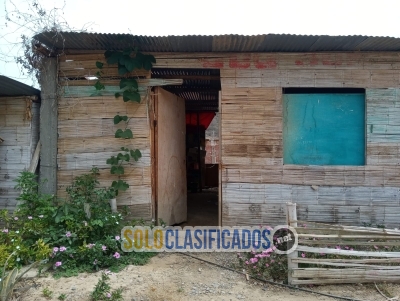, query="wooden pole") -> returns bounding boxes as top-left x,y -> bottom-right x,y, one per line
39,57 -> 58,195
286,202 -> 298,286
